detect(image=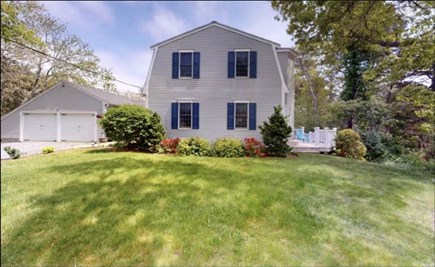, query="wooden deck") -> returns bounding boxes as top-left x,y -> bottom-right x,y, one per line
290,127 -> 337,153
289,139 -> 335,153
